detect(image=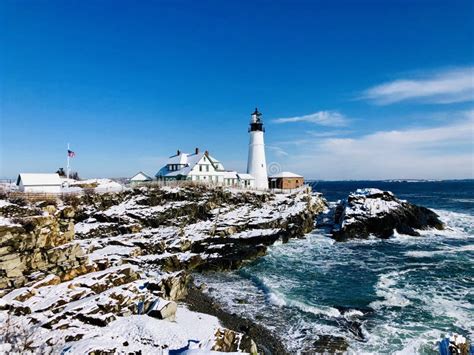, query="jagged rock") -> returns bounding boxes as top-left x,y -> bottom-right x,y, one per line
146,271 -> 191,300
12,288 -> 37,302
76,312 -> 117,327
306,335 -> 349,353
147,299 -> 177,321
0,204 -> 91,289
332,188 -> 444,240
31,274 -> 61,288
212,328 -> 258,354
